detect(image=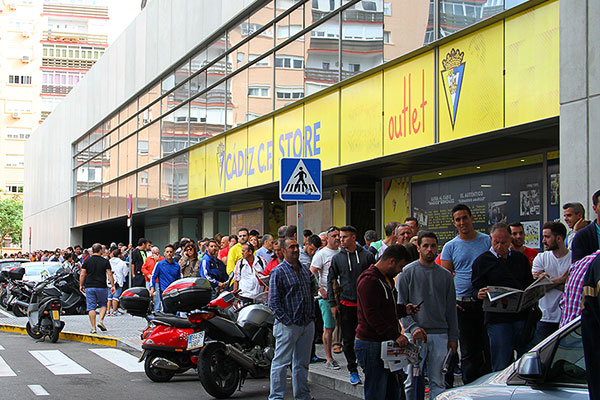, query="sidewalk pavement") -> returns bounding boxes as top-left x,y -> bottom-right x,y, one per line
0,313 -> 364,397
